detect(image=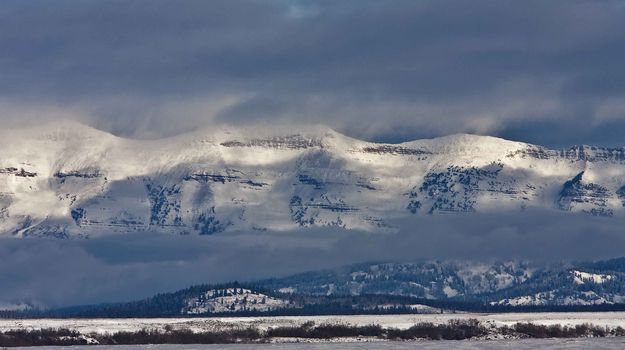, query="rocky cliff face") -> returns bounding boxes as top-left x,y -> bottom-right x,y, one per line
1,122 -> 625,238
